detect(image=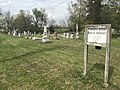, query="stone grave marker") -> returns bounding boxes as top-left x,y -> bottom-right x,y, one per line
66,33 -> 70,38
18,33 -> 21,37
42,25 -> 49,42
70,33 -> 74,38
53,32 -> 58,39
8,32 -> 11,35
63,33 -> 66,38
13,30 -> 17,36
75,24 -> 80,39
